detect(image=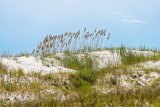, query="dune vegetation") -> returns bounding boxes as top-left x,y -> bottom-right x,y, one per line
0,28 -> 160,107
